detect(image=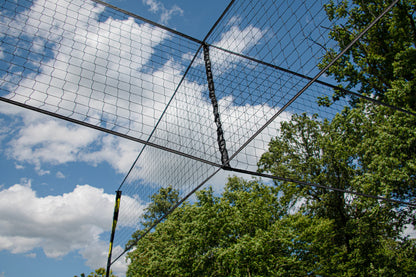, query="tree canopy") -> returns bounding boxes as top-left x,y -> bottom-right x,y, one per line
127,179 -> 343,276
320,0 -> 416,109
74,268 -> 117,277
